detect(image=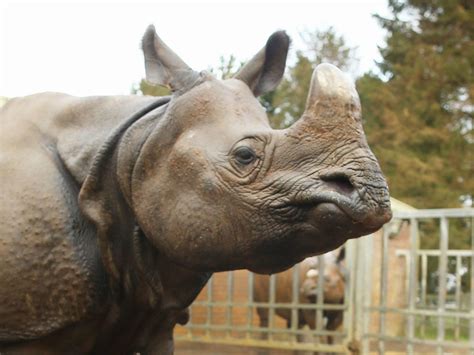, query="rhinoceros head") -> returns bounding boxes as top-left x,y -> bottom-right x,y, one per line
117,26 -> 391,274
